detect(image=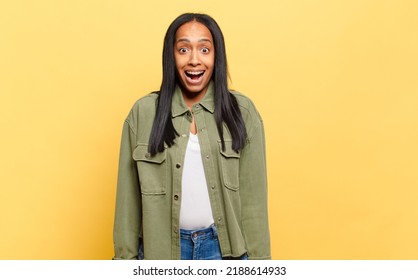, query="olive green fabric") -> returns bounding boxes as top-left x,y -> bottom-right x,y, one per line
113,82 -> 271,260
